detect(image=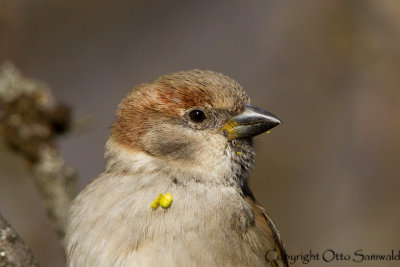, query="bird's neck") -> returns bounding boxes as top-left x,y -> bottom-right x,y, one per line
104,138 -> 252,192
67,138 -> 259,266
